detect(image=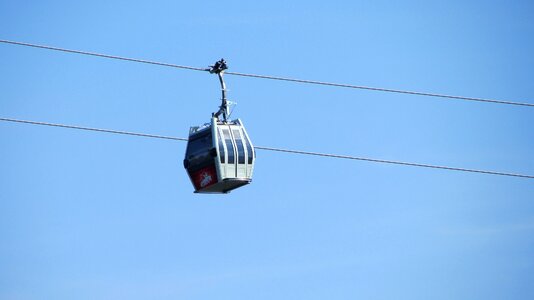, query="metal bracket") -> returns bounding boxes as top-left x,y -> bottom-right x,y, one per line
209,59 -> 230,122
